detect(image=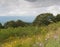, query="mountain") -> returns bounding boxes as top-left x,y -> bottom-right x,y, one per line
0,16 -> 36,24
